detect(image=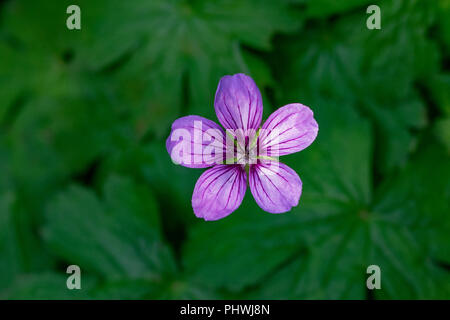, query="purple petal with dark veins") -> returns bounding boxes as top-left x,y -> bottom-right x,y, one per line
249,161 -> 302,213
259,103 -> 318,157
166,115 -> 225,168
192,165 -> 246,220
214,73 -> 263,131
